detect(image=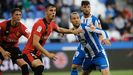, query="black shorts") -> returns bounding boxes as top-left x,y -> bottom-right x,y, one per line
0,46 -> 23,63
23,52 -> 42,71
